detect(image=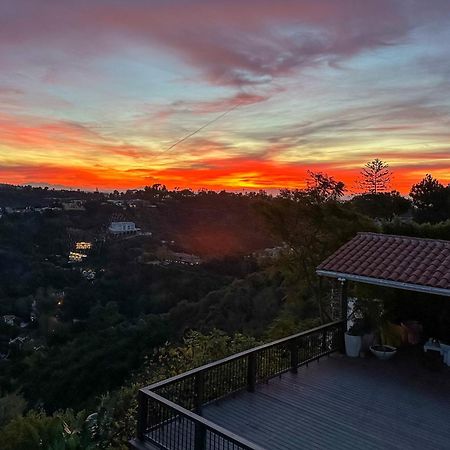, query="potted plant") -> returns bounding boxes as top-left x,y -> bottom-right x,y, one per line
370,344 -> 397,360
438,311 -> 450,366
349,297 -> 384,356
439,330 -> 450,367
345,319 -> 364,357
